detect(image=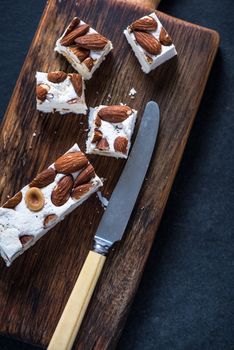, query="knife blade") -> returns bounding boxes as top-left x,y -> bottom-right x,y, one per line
48,101 -> 160,350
